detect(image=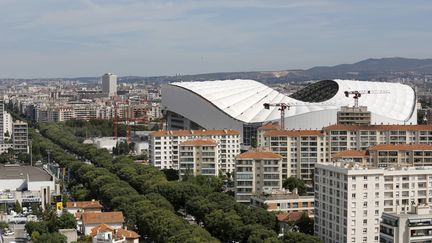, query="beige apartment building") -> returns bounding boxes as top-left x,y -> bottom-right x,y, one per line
260,129 -> 326,182
258,124 -> 432,182
234,151 -> 282,203
332,144 -> 432,168
179,139 -> 219,177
